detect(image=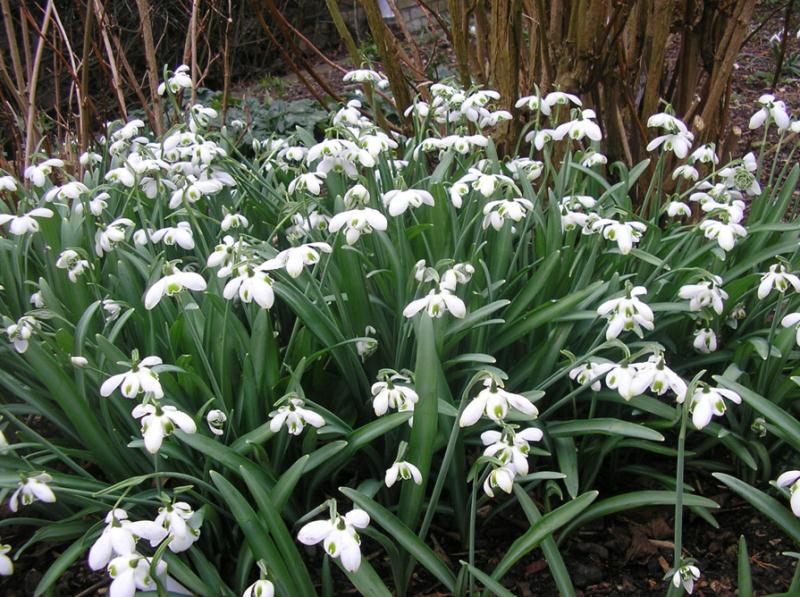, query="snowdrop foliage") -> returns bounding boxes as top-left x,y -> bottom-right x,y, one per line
1,67 -> 800,595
